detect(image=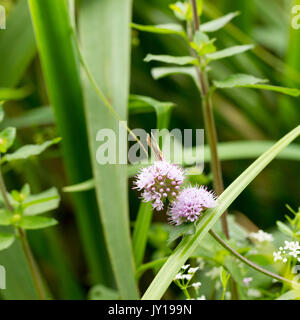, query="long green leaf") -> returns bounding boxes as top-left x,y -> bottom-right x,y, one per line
28,0 -> 112,285
142,125 -> 300,299
79,0 -> 138,299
